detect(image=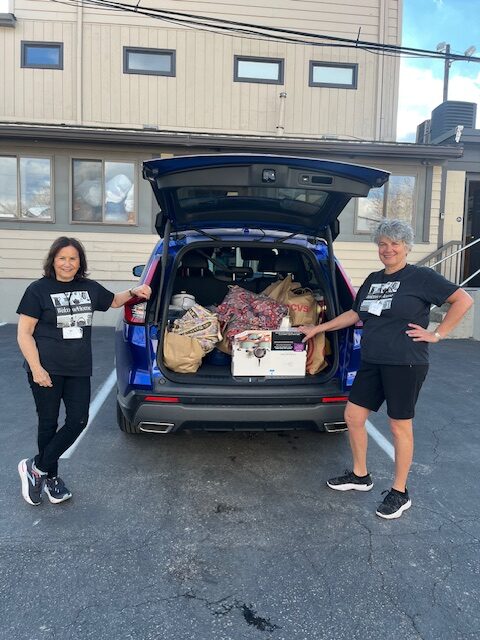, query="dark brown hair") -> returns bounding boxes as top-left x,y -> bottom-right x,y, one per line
43,236 -> 89,280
